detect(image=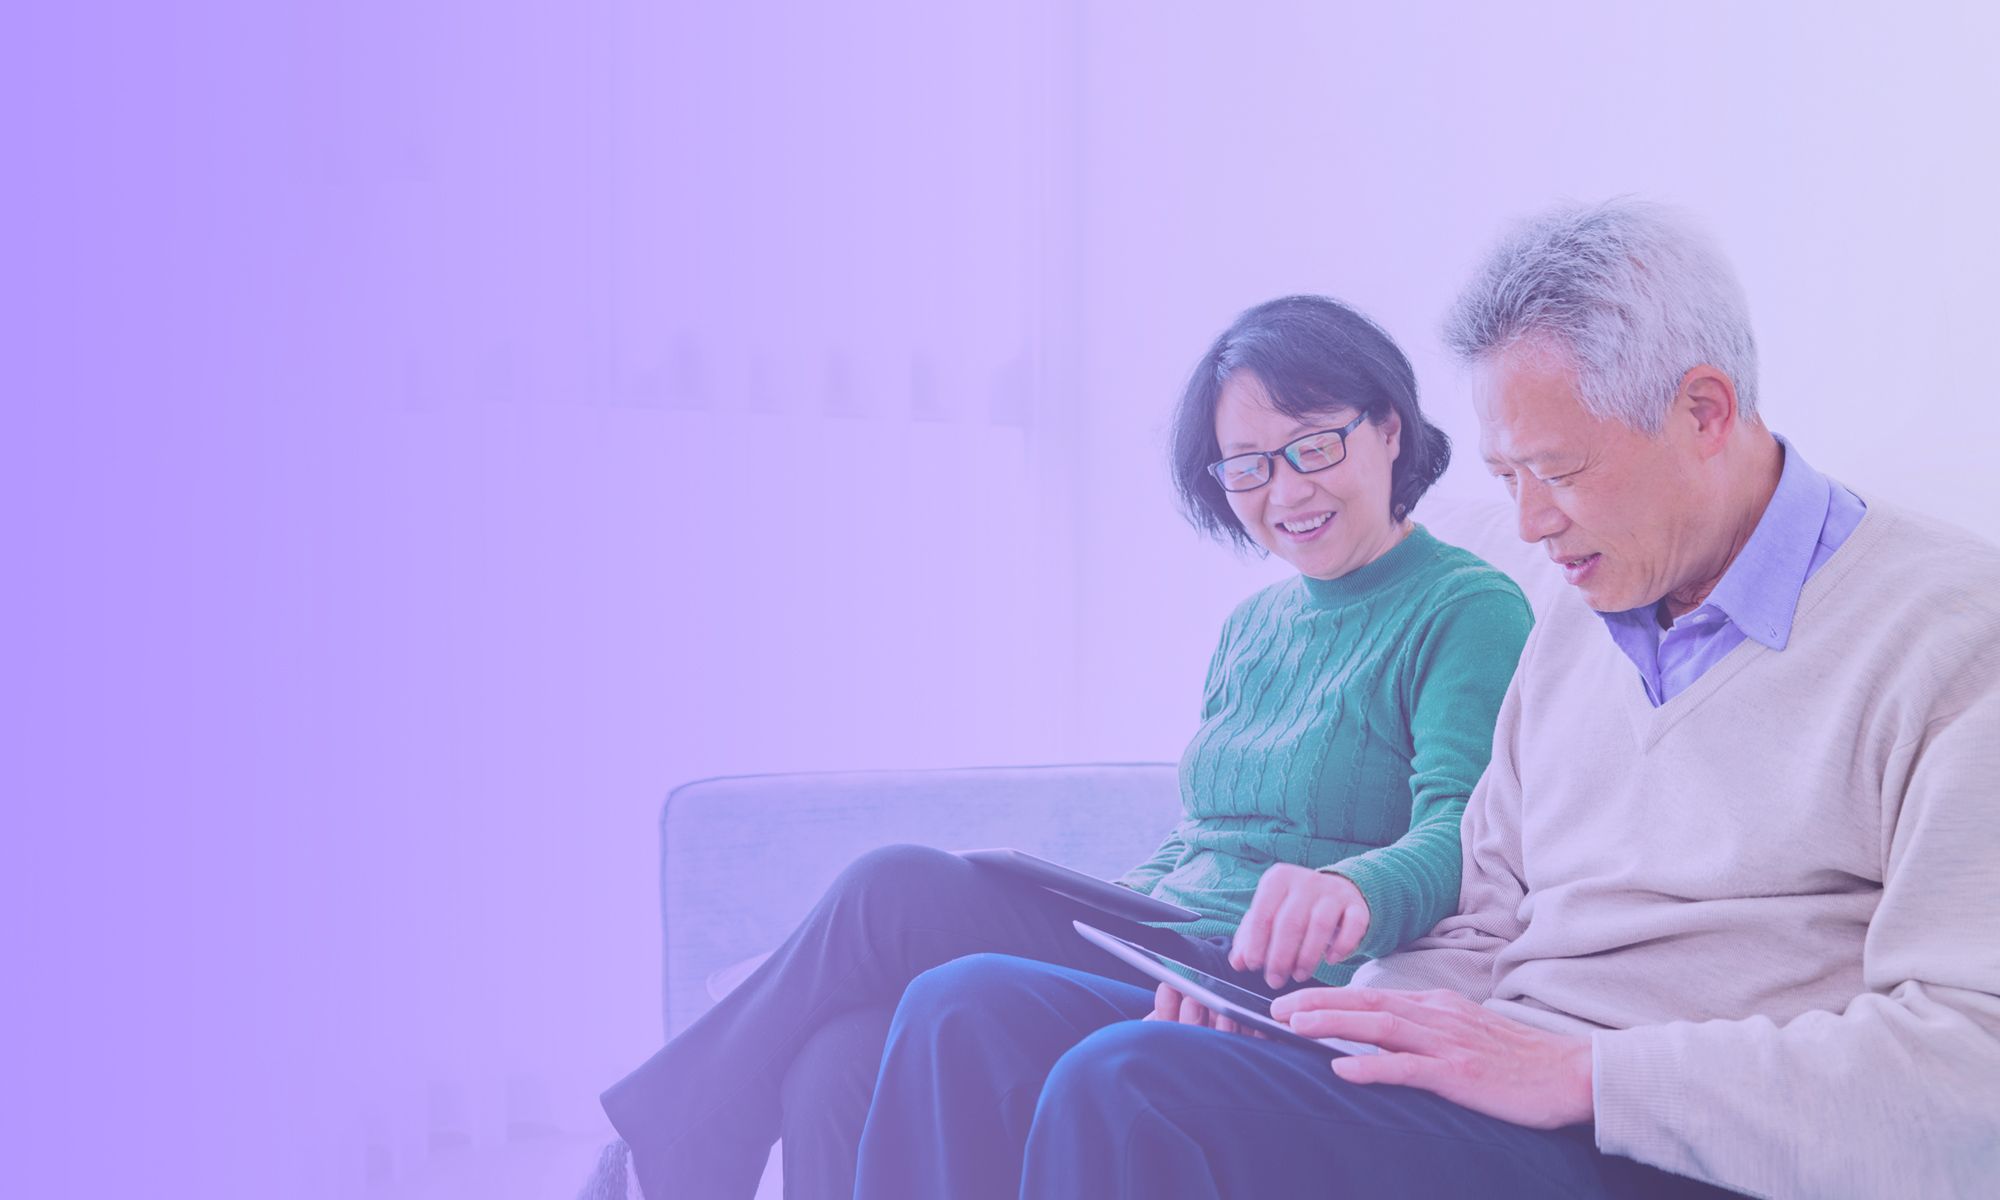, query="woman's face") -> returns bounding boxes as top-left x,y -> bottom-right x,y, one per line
1214,371 -> 1406,580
